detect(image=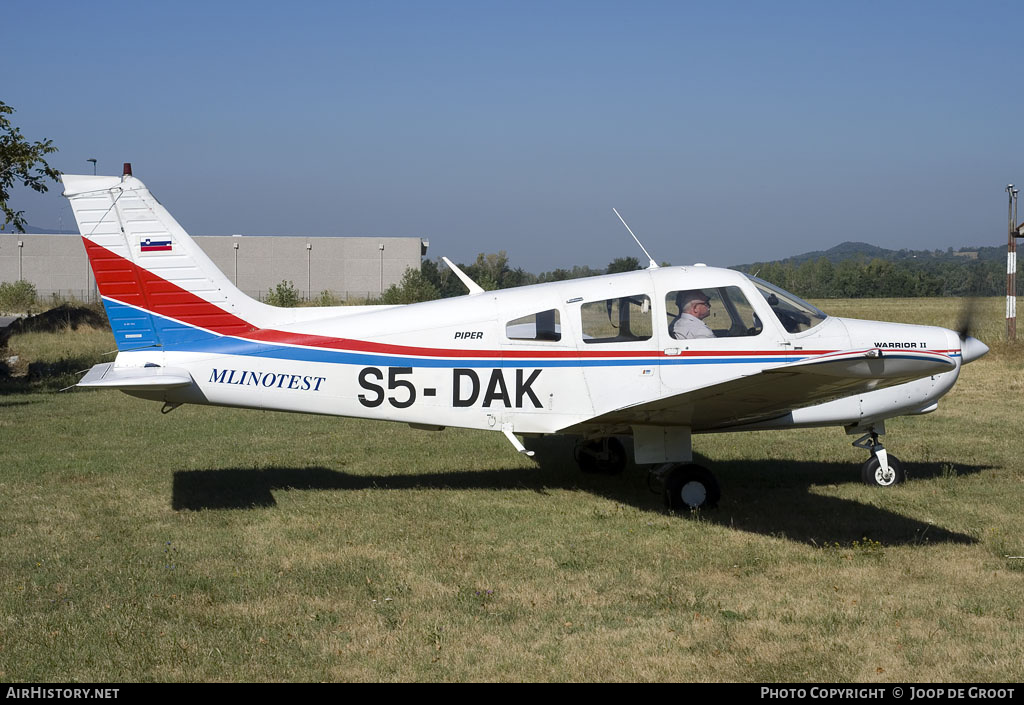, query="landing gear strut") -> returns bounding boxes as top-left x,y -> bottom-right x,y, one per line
852,430 -> 905,487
